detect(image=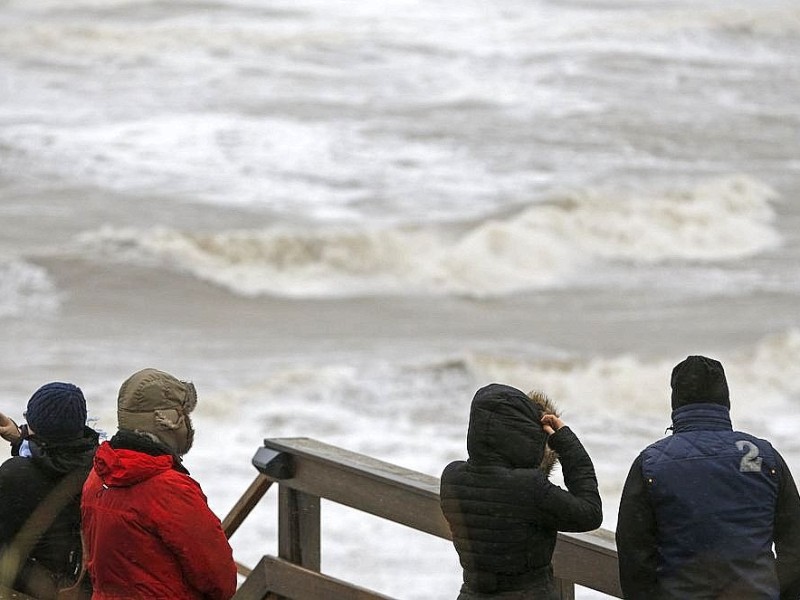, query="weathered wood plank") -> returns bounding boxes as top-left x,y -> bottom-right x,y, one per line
260,438 -> 449,539
233,555 -> 396,600
553,528 -> 621,596
222,474 -> 274,539
231,557 -> 270,600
